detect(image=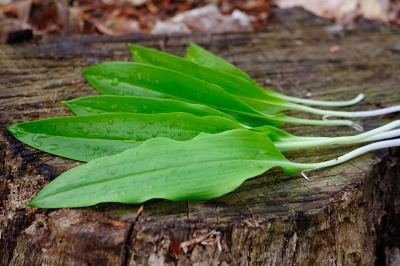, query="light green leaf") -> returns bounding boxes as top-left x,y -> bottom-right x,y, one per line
184,43 -> 254,83
28,129 -> 301,208
8,113 -> 244,162
64,95 -> 232,119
